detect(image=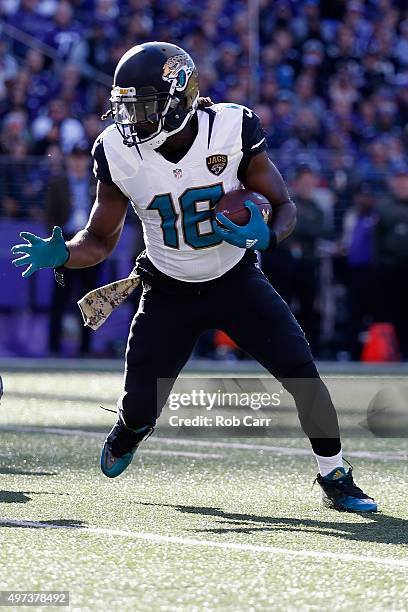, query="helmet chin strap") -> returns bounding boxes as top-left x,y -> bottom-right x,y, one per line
145,130 -> 169,149
145,93 -> 199,149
